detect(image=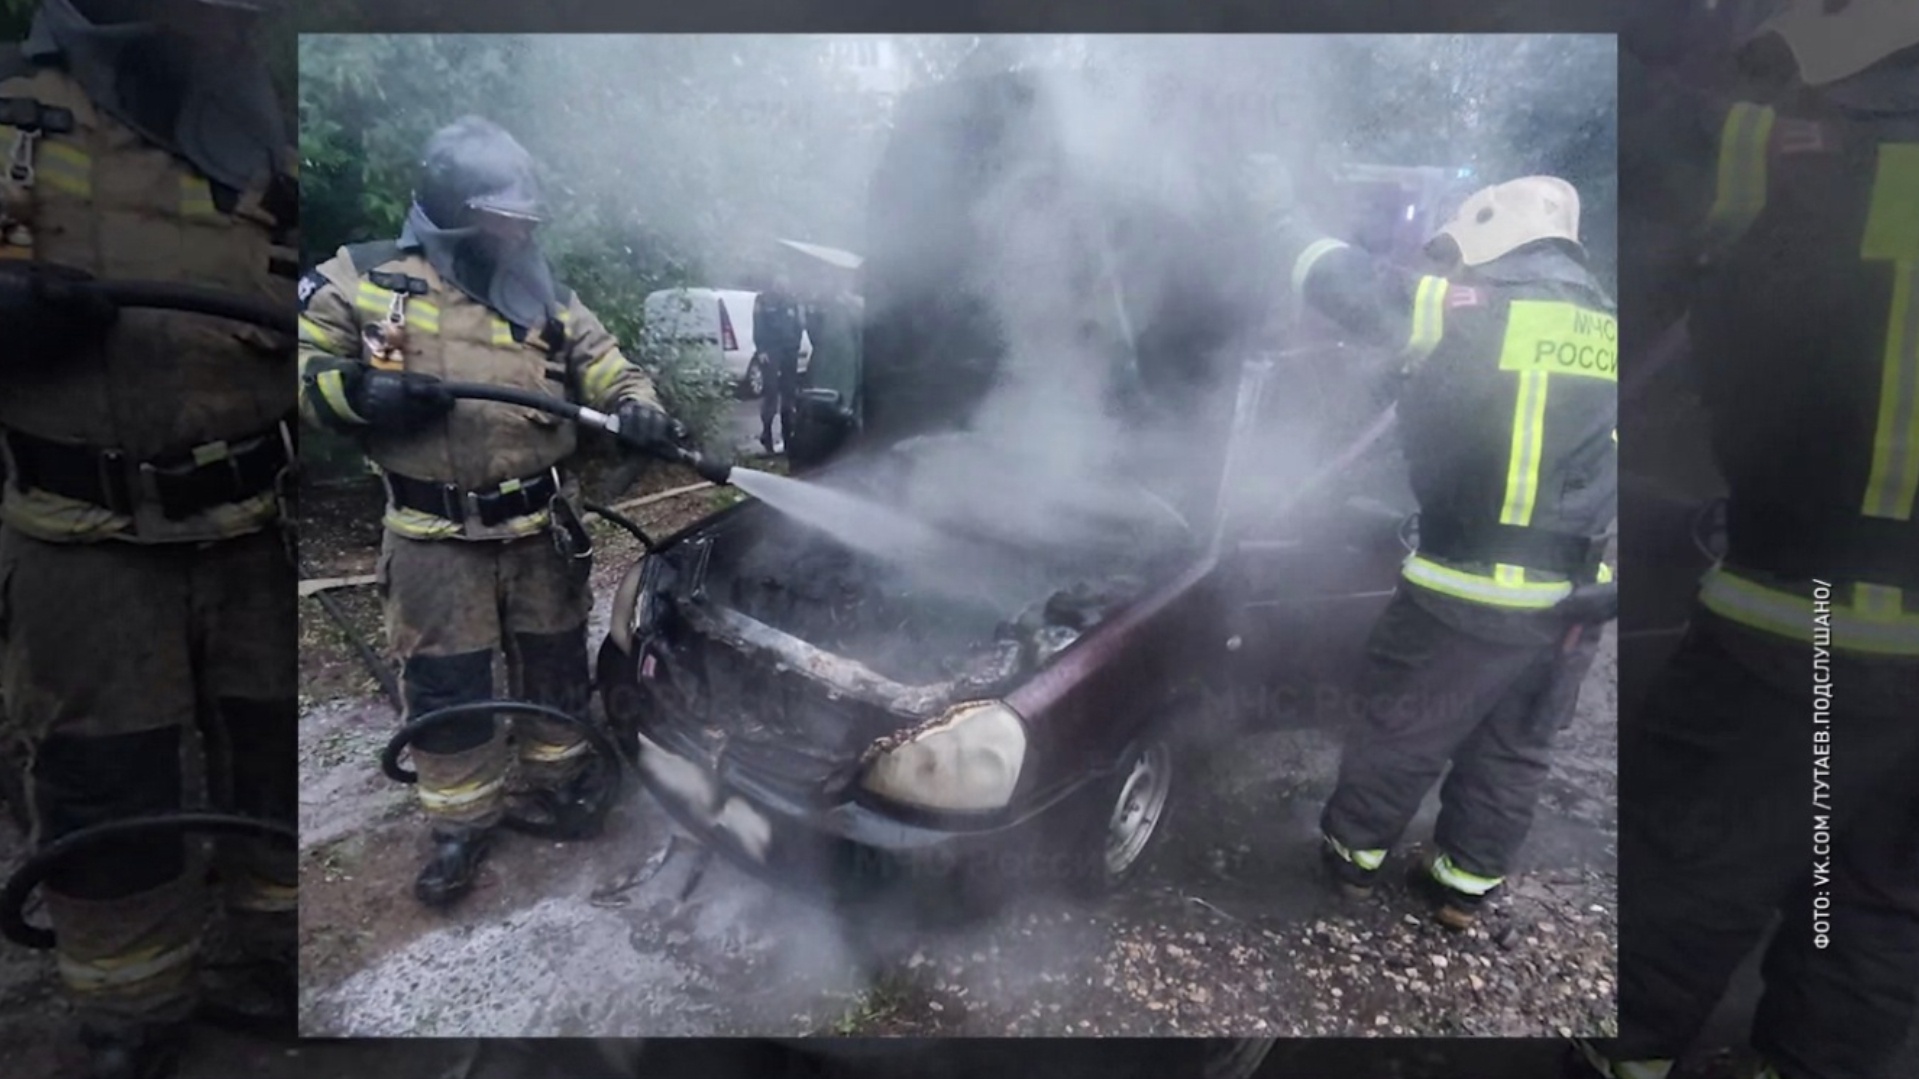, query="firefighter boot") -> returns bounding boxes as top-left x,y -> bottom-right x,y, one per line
413,825 -> 494,908
540,752 -> 616,841
1406,852 -> 1498,931
78,1018 -> 189,1079
1319,836 -> 1383,900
